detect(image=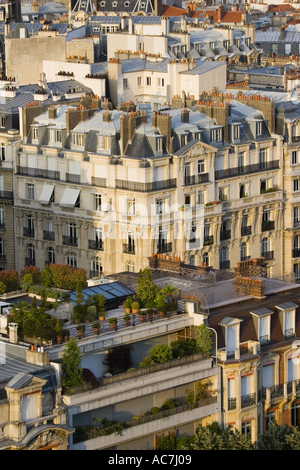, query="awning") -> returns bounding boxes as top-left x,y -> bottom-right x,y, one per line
60,188 -> 80,208
38,185 -> 54,205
